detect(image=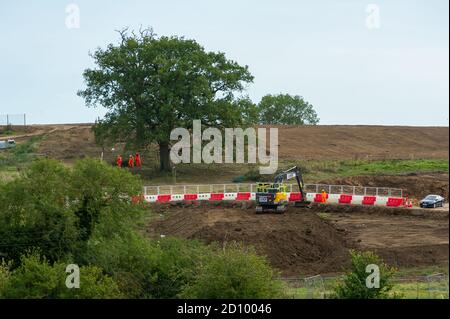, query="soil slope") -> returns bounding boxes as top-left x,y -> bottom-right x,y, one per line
148,202 -> 449,276
4,124 -> 448,161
